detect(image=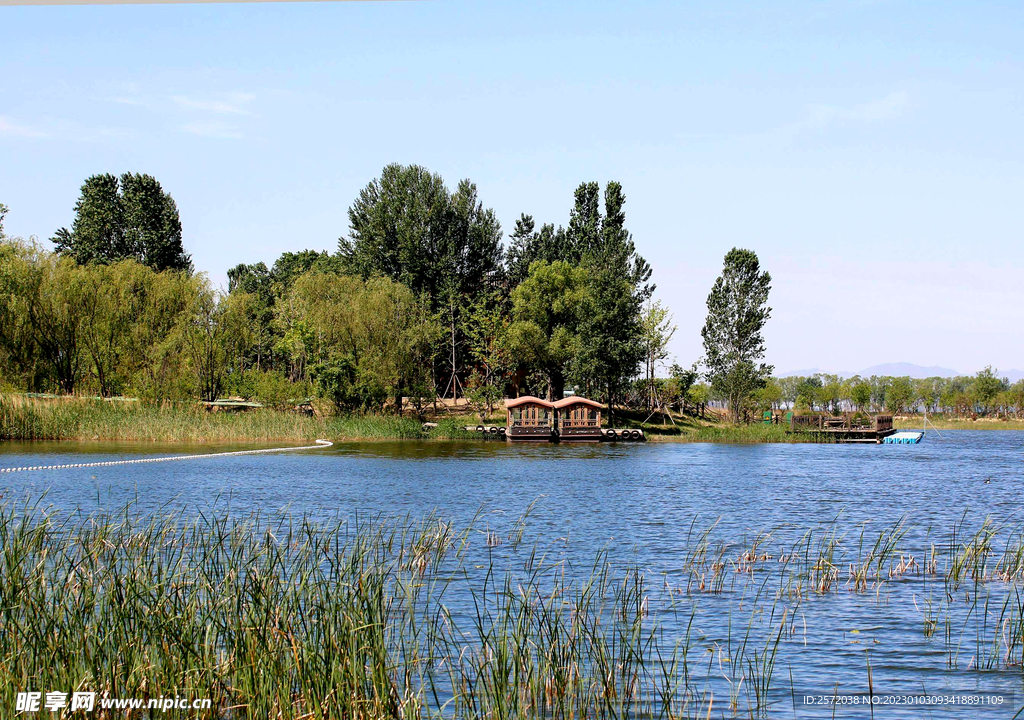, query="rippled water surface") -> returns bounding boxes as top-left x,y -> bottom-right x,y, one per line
3,431 -> 1023,718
